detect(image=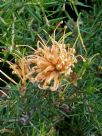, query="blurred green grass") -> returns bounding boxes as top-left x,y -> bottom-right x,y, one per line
0,0 -> 102,136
